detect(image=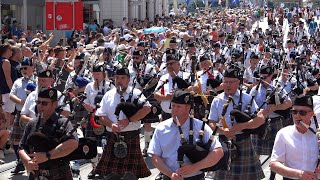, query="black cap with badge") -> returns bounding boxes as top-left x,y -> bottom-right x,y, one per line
115,67 -> 130,77
293,95 -> 313,109
93,63 -> 105,72
223,66 -> 240,79
259,65 -> 273,75
199,54 -> 210,62
38,88 -> 58,101
38,69 -> 53,78
132,50 -> 143,56
171,90 -> 191,104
